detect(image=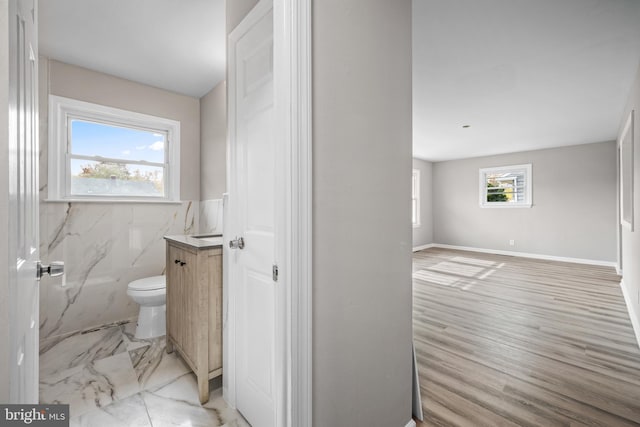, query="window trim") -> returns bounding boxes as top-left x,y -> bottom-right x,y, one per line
48,95 -> 181,202
412,168 -> 421,227
479,163 -> 532,208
